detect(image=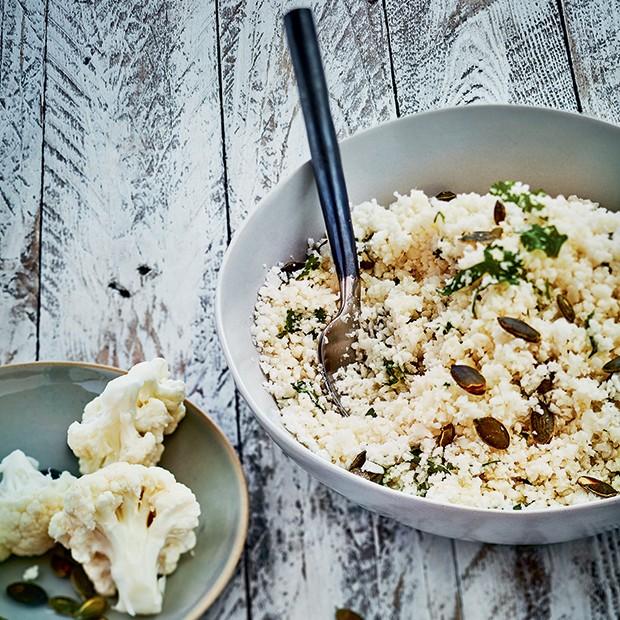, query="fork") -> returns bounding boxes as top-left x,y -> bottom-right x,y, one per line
284,8 -> 361,416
